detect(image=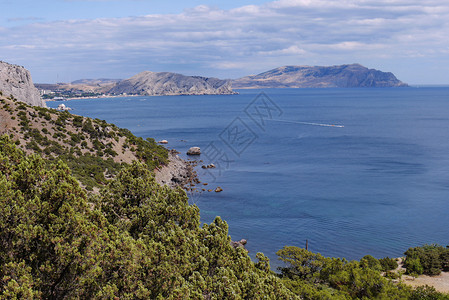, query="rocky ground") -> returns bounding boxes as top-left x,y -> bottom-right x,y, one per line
403,272 -> 449,293
154,151 -> 198,188
393,257 -> 449,293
